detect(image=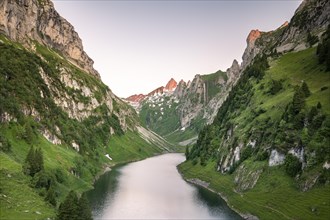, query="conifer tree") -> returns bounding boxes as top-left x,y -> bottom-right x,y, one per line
35,148 -> 44,174
78,193 -> 93,220
301,81 -> 311,97
23,147 -> 44,176
23,146 -> 35,176
292,88 -> 305,114
45,183 -> 57,207
57,191 -> 79,220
